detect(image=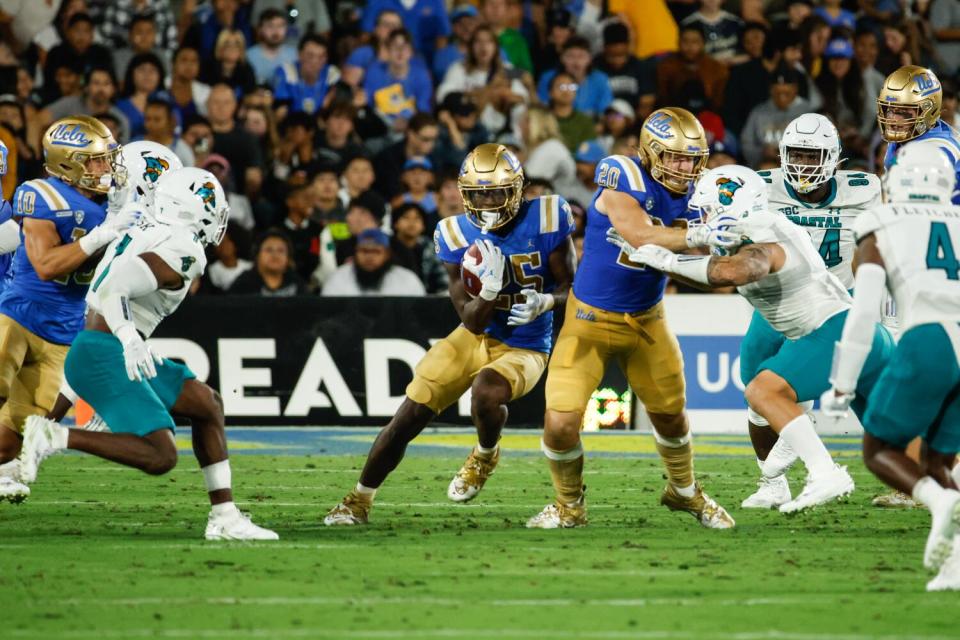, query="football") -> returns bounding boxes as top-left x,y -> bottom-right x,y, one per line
460,243 -> 485,297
